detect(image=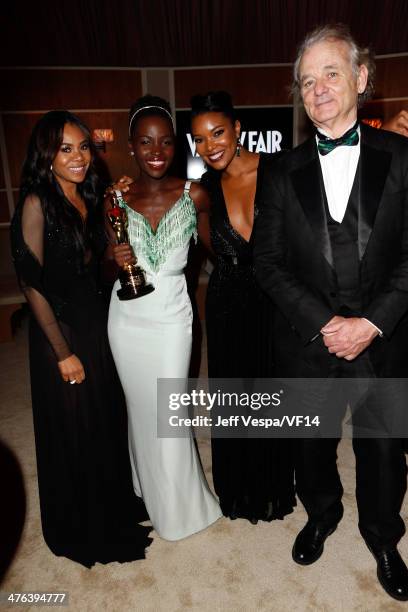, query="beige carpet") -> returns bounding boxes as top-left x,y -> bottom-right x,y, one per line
1,318 -> 408,611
